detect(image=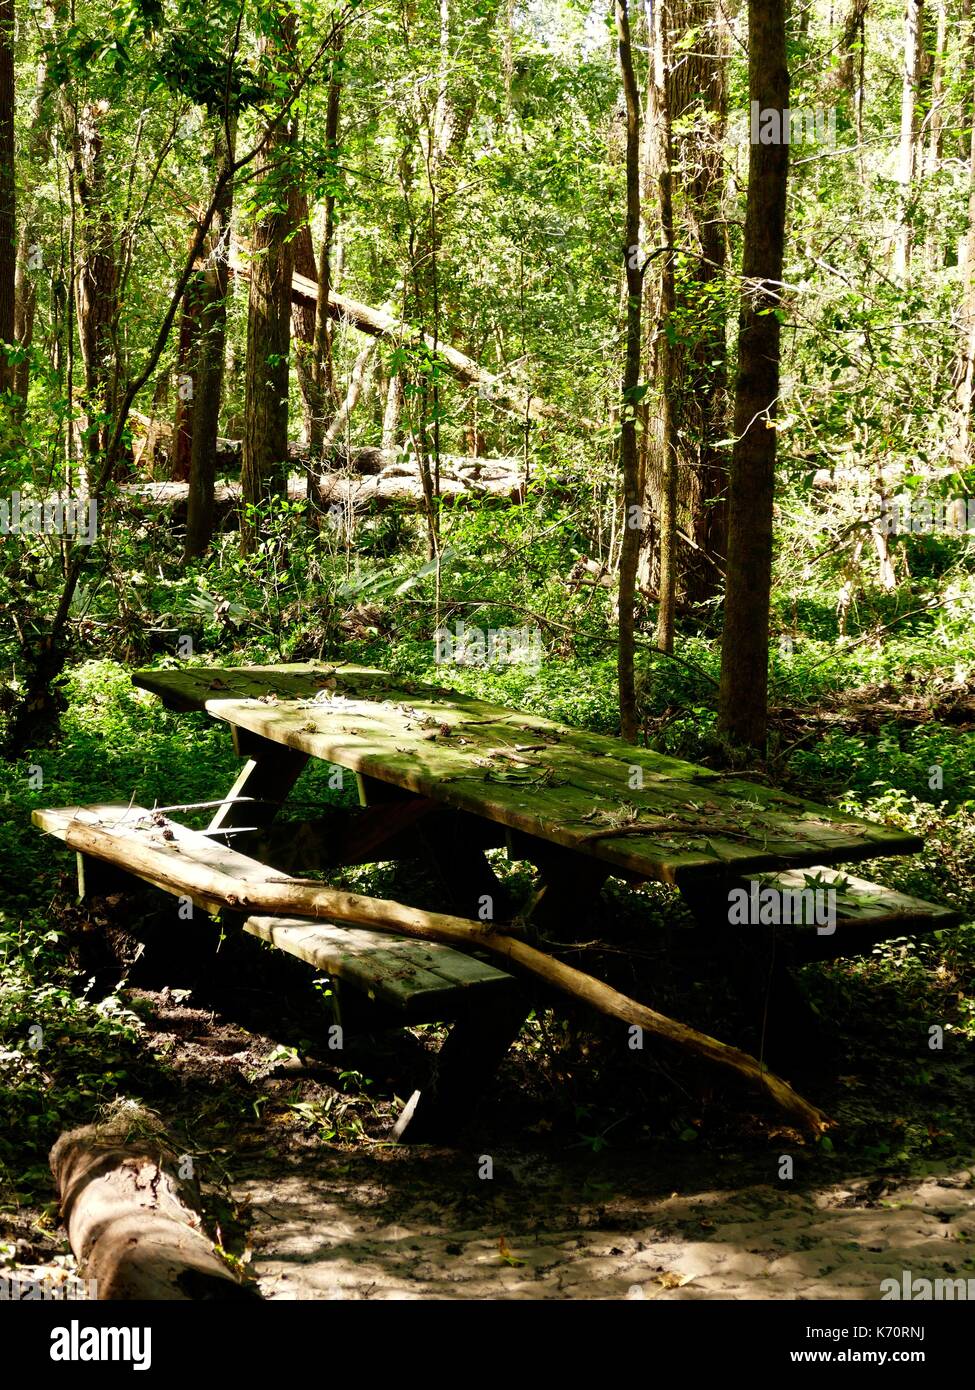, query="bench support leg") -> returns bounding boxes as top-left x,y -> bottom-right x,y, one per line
208,733 -> 309,849
677,877 -> 825,1072
392,991 -> 530,1144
